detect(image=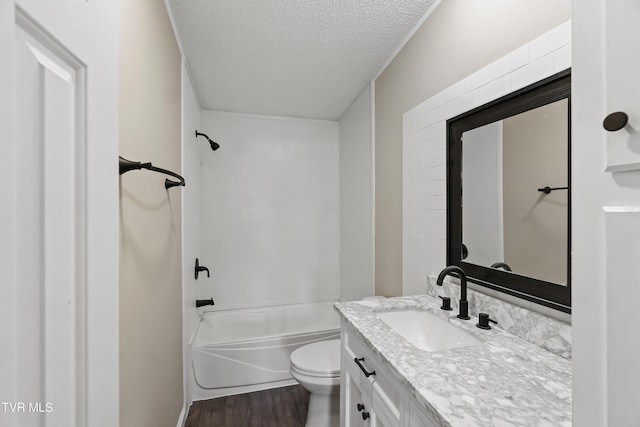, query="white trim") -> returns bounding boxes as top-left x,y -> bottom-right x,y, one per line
201,108 -> 339,126
163,0 -> 185,58
193,379 -> 299,402
336,98 -> 343,298
339,83 -> 372,122
370,79 -> 376,294
180,55 -> 193,418
188,319 -> 201,346
183,58 -> 201,110
373,0 -> 442,81
196,297 -> 341,314
176,403 -> 190,427
183,63 -> 203,109
603,206 -> 640,213
163,1 -> 204,109
0,1 -> 16,421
